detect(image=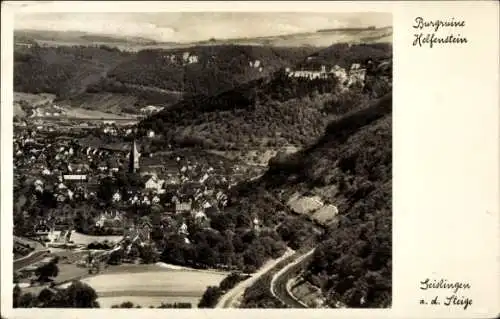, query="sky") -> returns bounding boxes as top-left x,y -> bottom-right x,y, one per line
14,12 -> 392,43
